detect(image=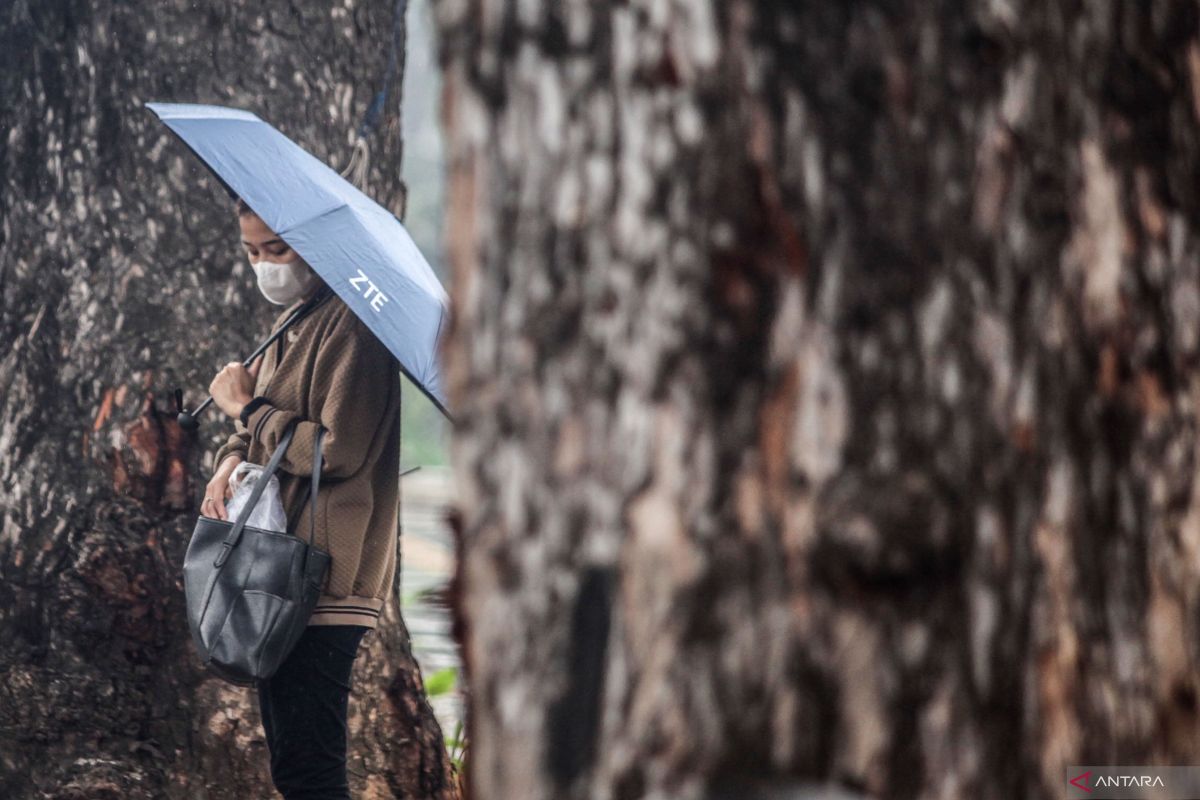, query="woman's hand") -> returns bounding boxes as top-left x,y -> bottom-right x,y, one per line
203,455 -> 243,520
209,354 -> 263,419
